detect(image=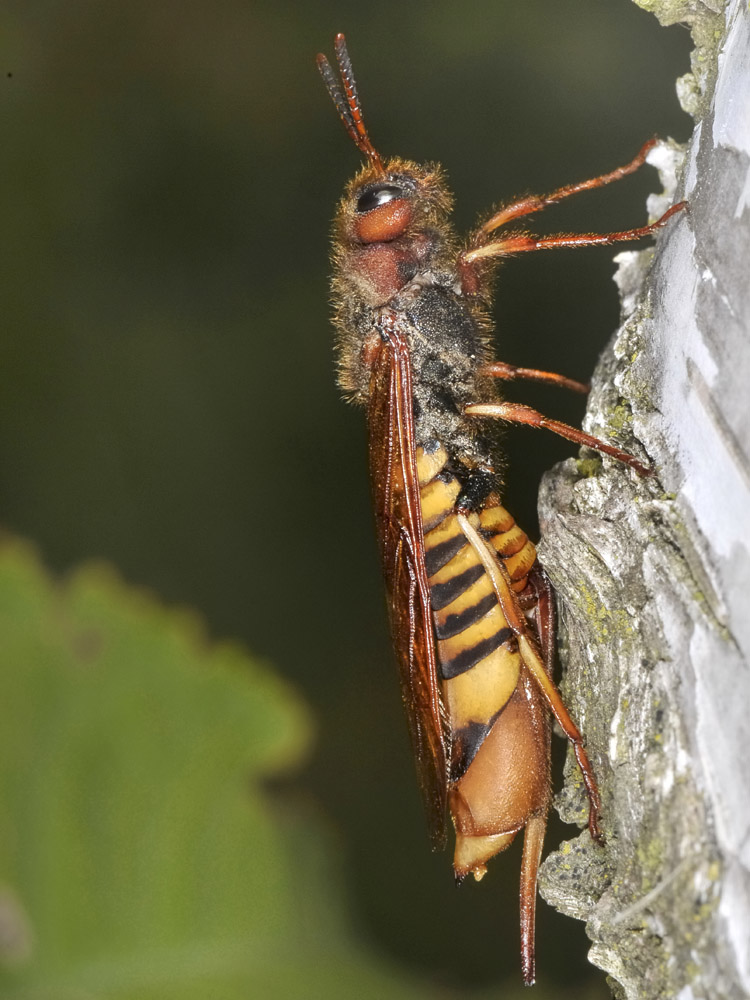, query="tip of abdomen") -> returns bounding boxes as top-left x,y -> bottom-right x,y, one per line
452,830 -> 517,881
